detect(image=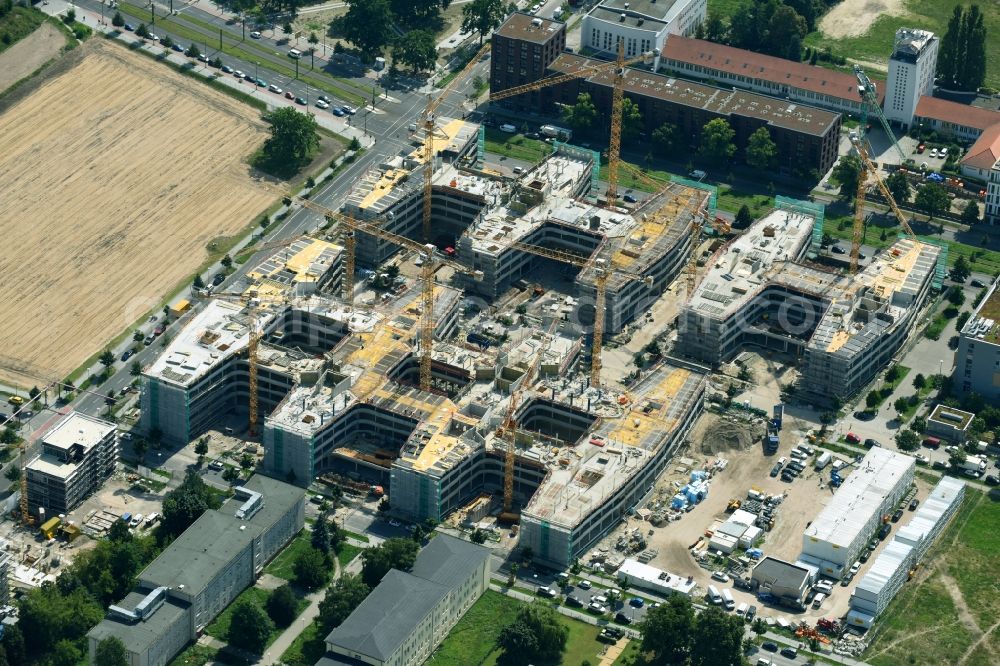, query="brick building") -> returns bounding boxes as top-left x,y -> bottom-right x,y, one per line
489,12 -> 566,111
